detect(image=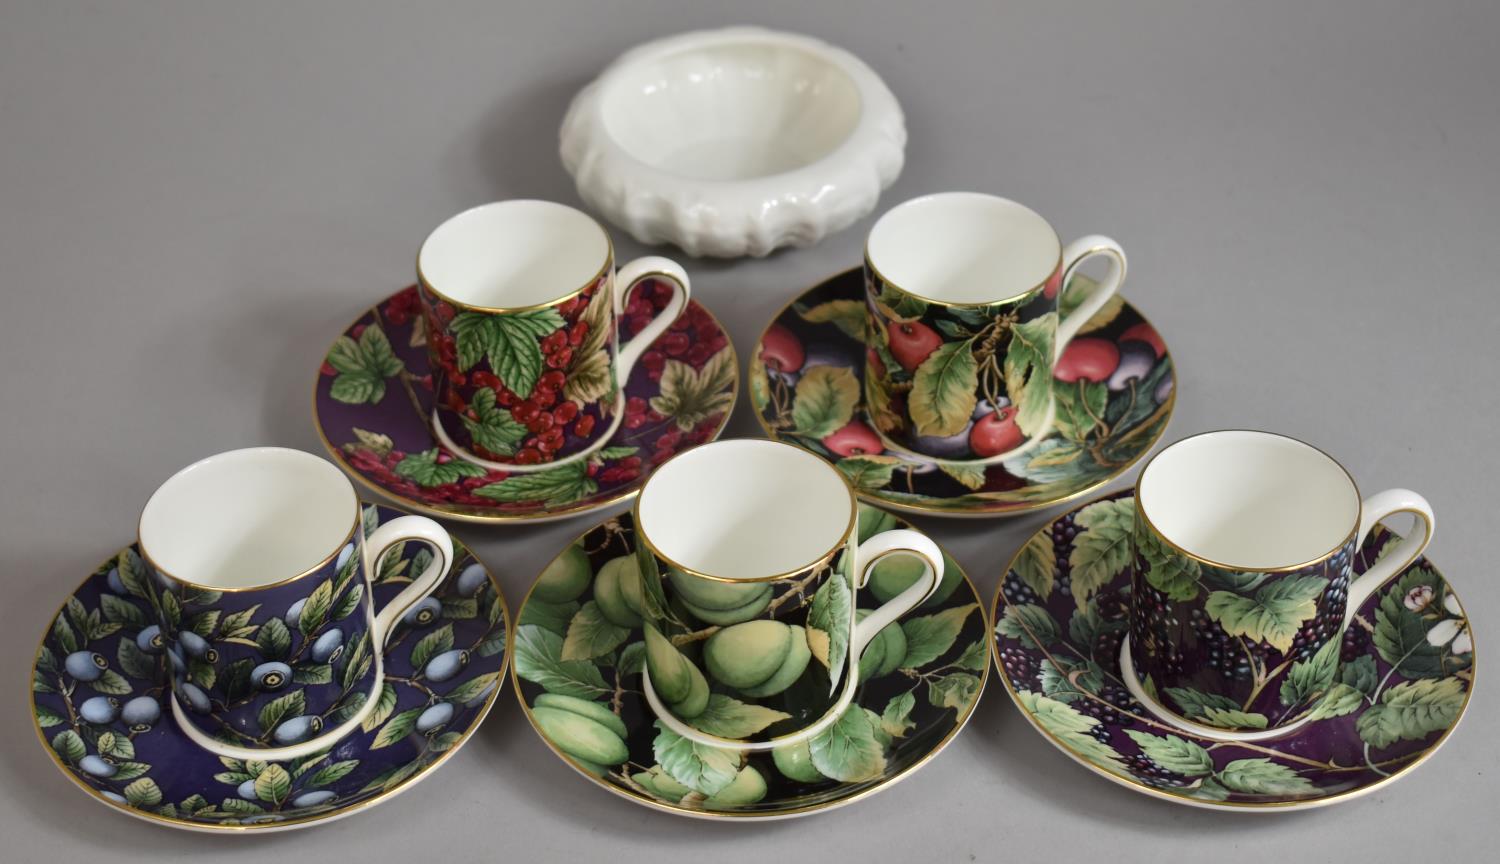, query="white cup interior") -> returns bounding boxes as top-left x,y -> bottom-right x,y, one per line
866,192 -> 1060,305
637,440 -> 853,580
418,200 -> 609,309
139,448 -> 358,589
1137,431 -> 1361,570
